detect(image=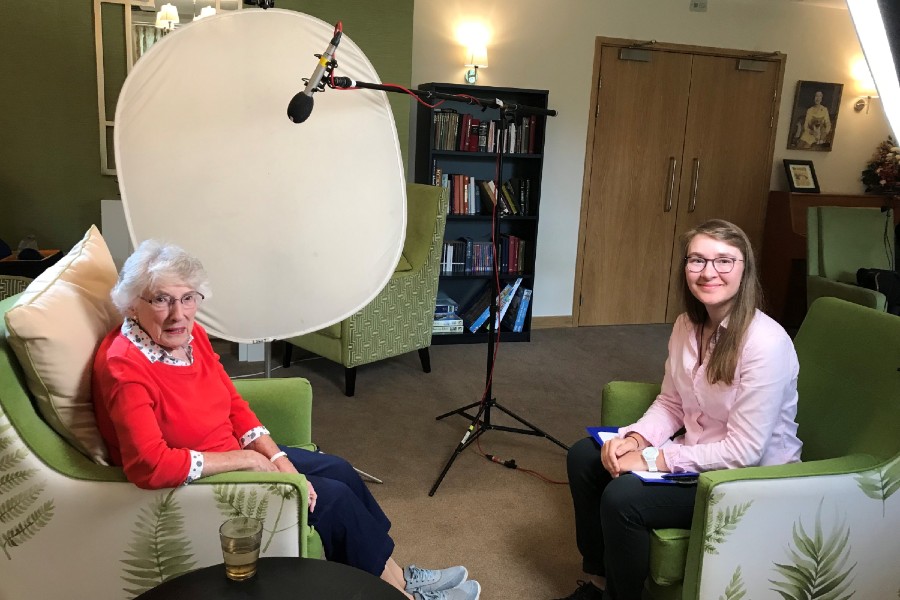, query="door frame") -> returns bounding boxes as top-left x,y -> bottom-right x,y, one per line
571,37 -> 786,326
